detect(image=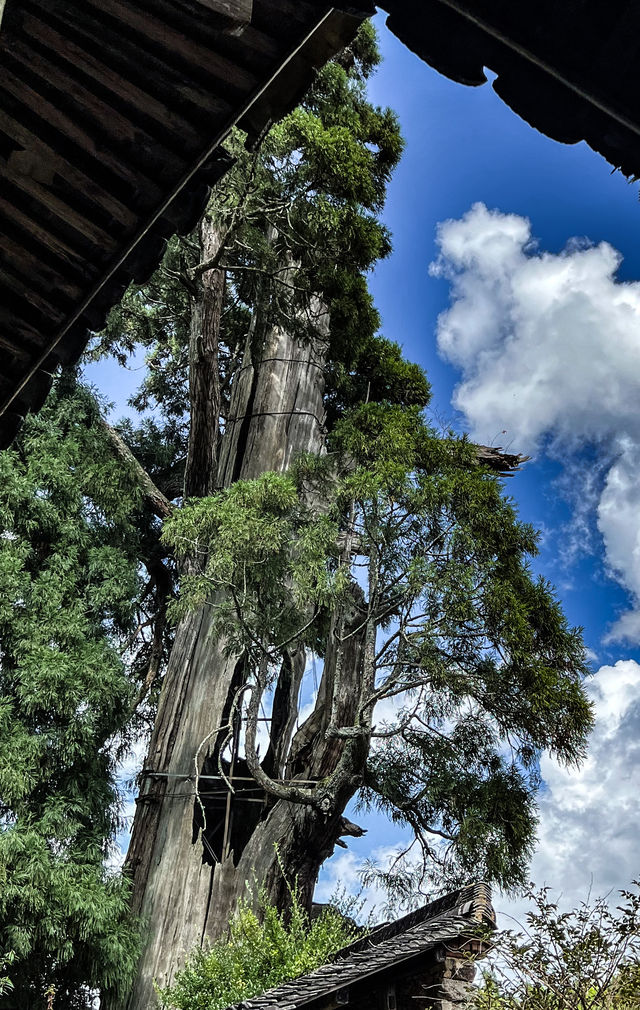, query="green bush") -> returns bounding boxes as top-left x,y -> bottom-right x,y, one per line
473,884 -> 640,1009
0,951 -> 14,997
158,887 -> 359,1010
